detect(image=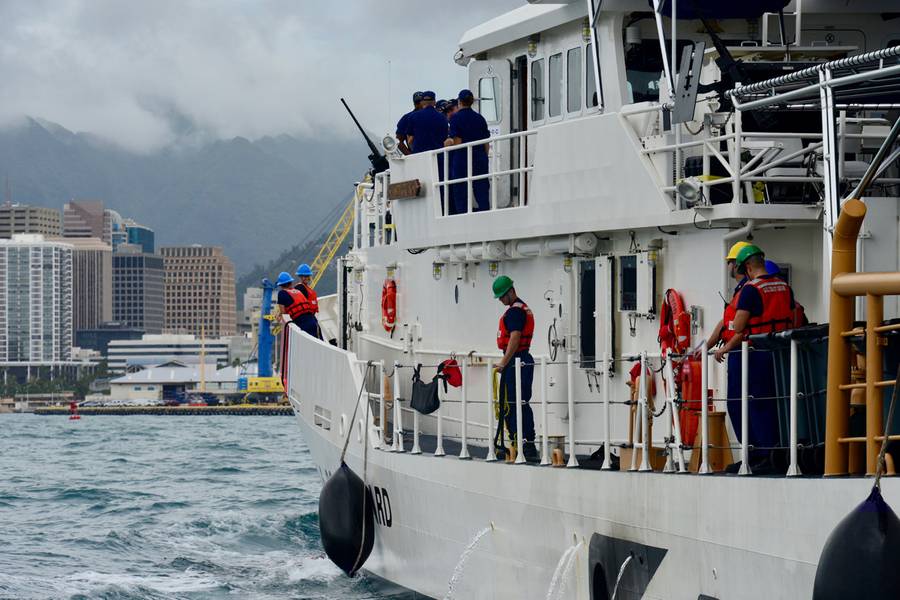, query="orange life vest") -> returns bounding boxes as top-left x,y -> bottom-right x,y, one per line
497,299 -> 535,351
658,289 -> 691,356
721,279 -> 747,343
284,288 -> 309,320
744,275 -> 794,335
294,284 -> 318,316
